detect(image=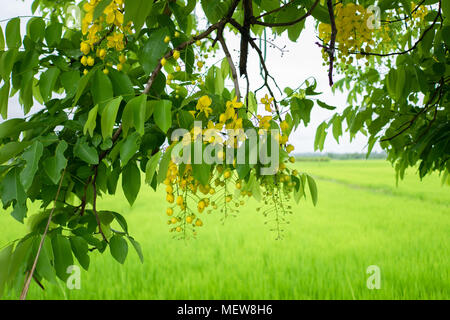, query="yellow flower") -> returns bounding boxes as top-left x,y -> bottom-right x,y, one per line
173,50 -> 180,60
286,144 -> 295,153
164,36 -> 171,43
226,96 -> 243,109
196,95 -> 213,117
97,48 -> 107,60
225,107 -> 235,120
280,120 -> 289,132
161,57 -> 167,66
87,56 -> 95,67
81,56 -> 88,66
80,42 -> 91,55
